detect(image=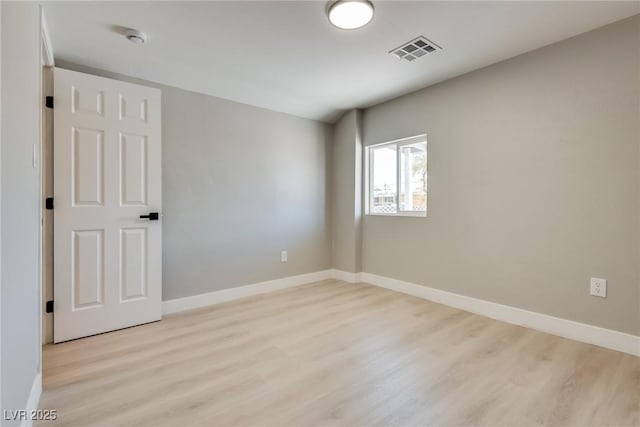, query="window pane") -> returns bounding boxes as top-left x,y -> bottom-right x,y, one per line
399,141 -> 426,212
371,144 -> 397,214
